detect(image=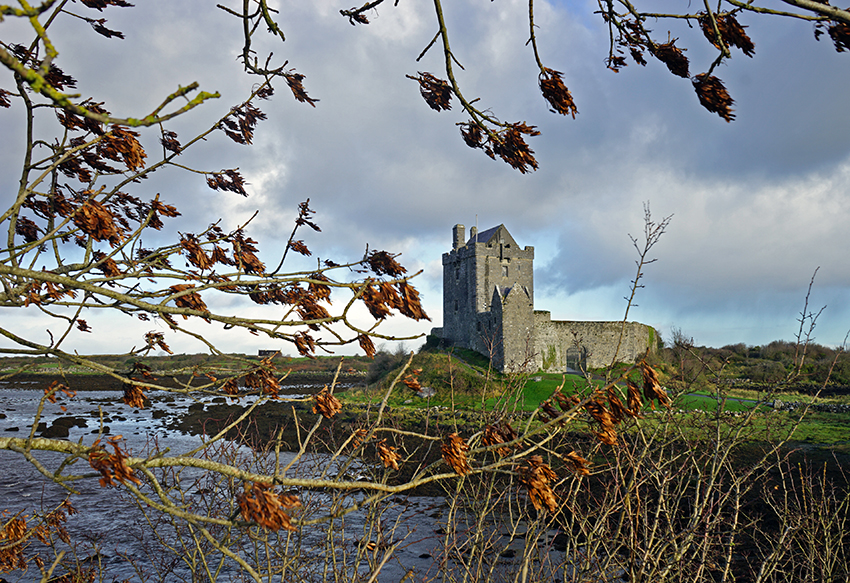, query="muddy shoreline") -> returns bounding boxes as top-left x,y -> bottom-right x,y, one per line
0,372 -> 365,392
